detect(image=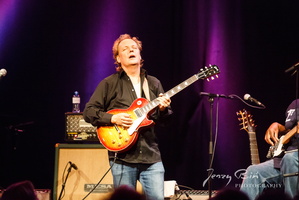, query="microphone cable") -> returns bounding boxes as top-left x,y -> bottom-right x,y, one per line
82,152 -> 118,200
